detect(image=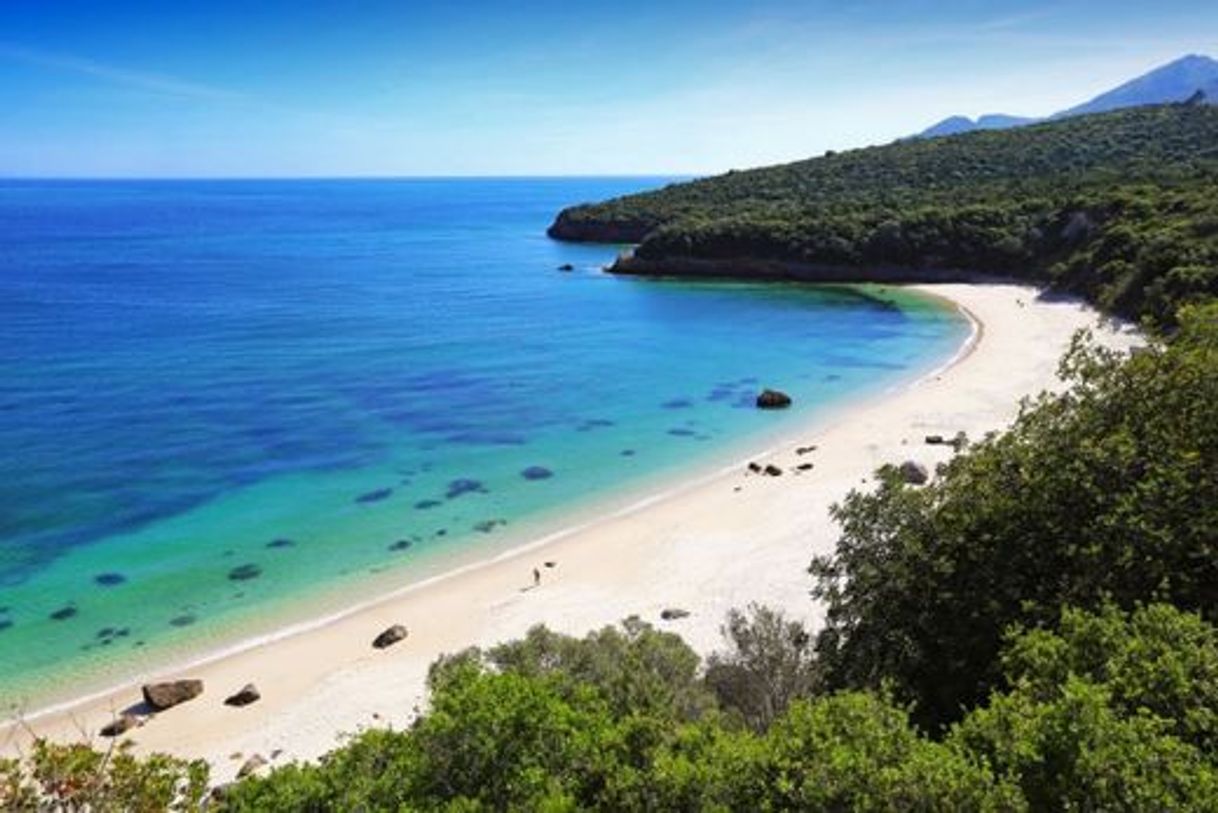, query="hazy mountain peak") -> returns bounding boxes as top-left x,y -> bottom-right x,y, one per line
914,53 -> 1218,138
1054,54 -> 1218,118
